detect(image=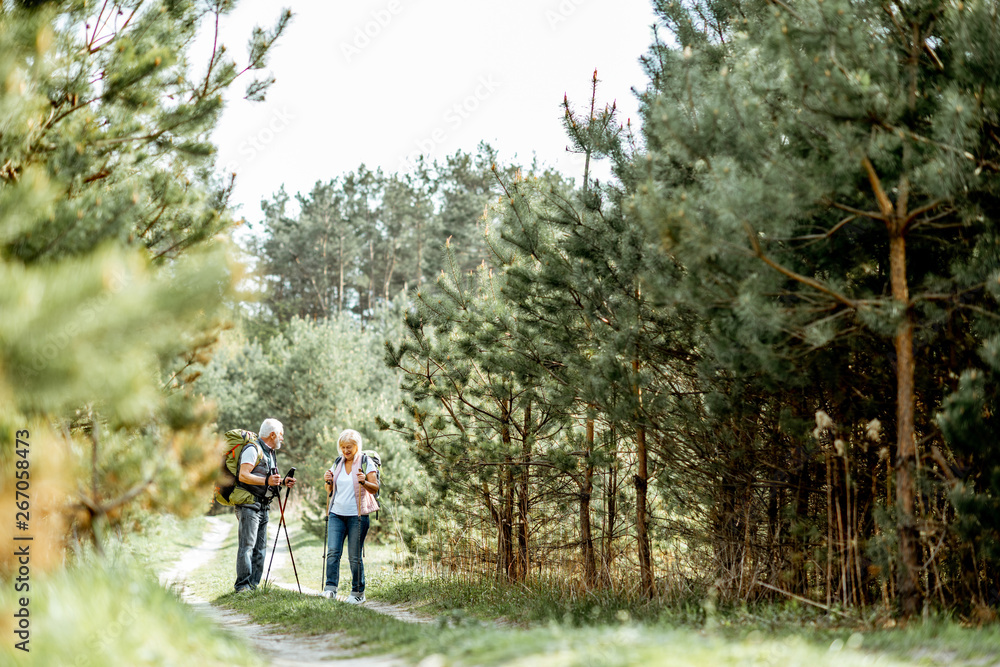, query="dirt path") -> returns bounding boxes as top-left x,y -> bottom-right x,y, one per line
159,516 -> 417,666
